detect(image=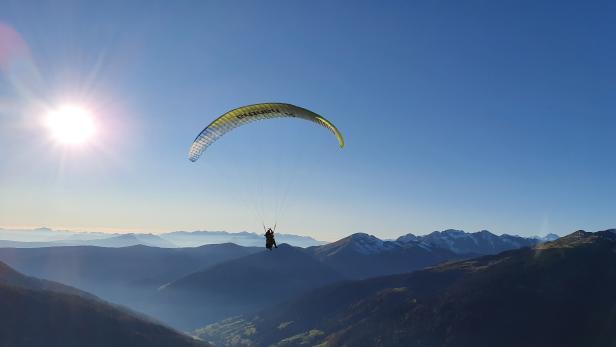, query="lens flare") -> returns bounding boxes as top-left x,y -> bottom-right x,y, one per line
46,105 -> 96,144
